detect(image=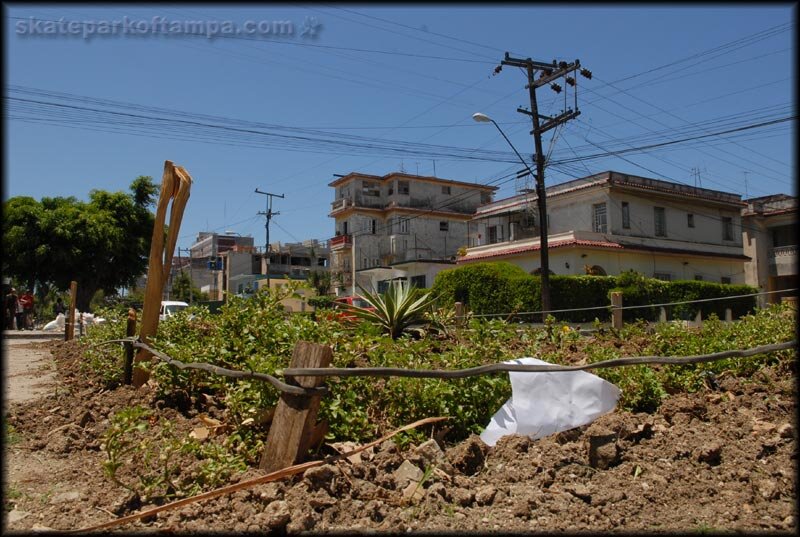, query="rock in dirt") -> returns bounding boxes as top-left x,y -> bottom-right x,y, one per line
696,442 -> 723,465
586,425 -> 620,469
303,464 -> 339,491
446,434 -> 487,476
50,490 -> 81,504
393,459 -> 424,487
777,423 -> 794,439
475,485 -> 497,506
450,487 -> 474,507
260,500 -> 291,530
